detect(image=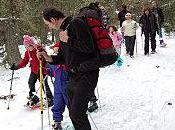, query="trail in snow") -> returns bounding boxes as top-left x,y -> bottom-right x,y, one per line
0,35 -> 175,130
